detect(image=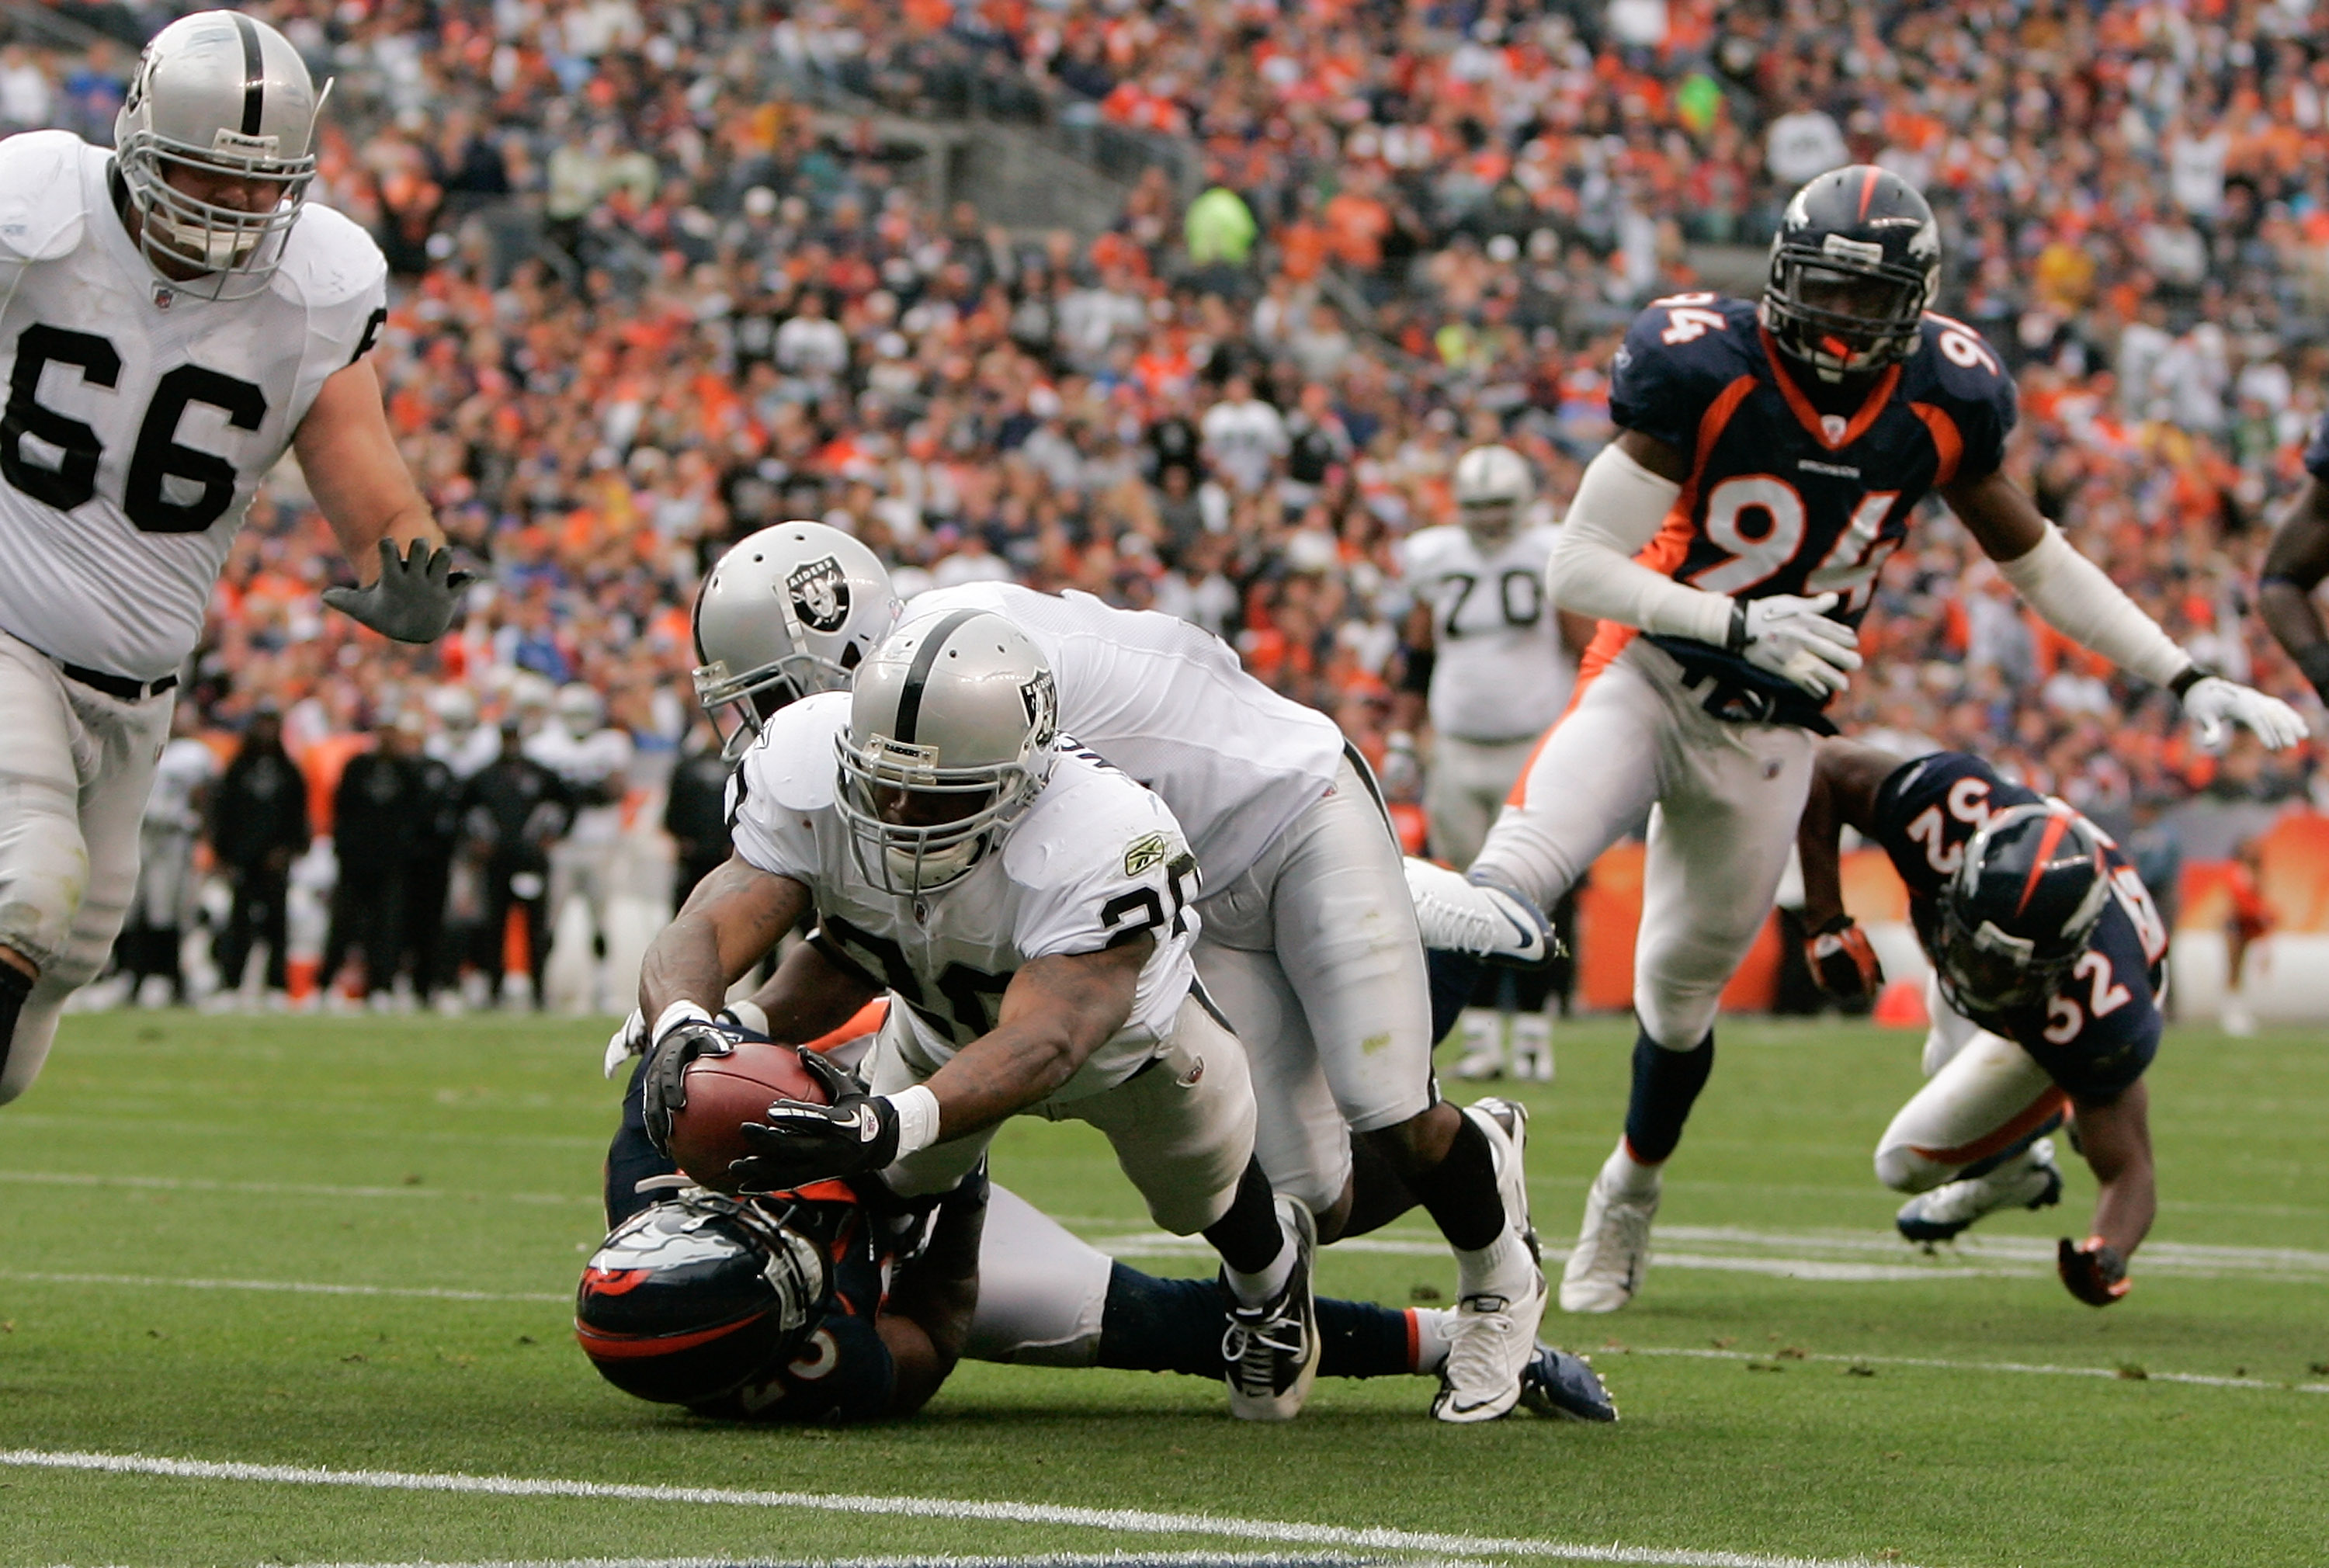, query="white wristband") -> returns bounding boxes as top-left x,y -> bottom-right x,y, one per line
651,999 -> 714,1042
887,1083 -> 942,1160
723,998 -> 770,1037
